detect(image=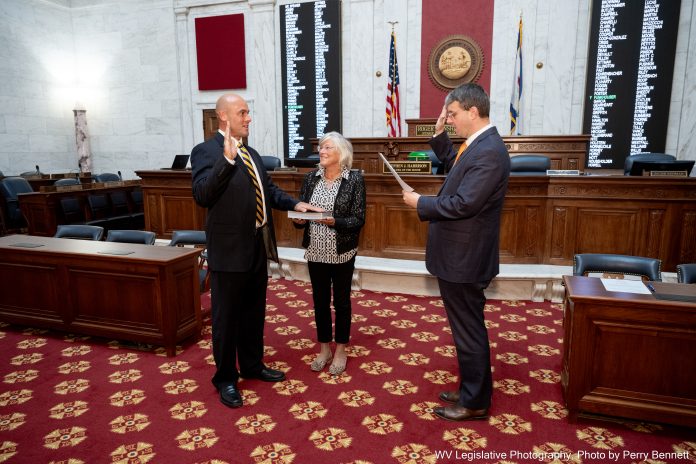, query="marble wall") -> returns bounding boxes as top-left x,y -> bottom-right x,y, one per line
0,0 -> 693,180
